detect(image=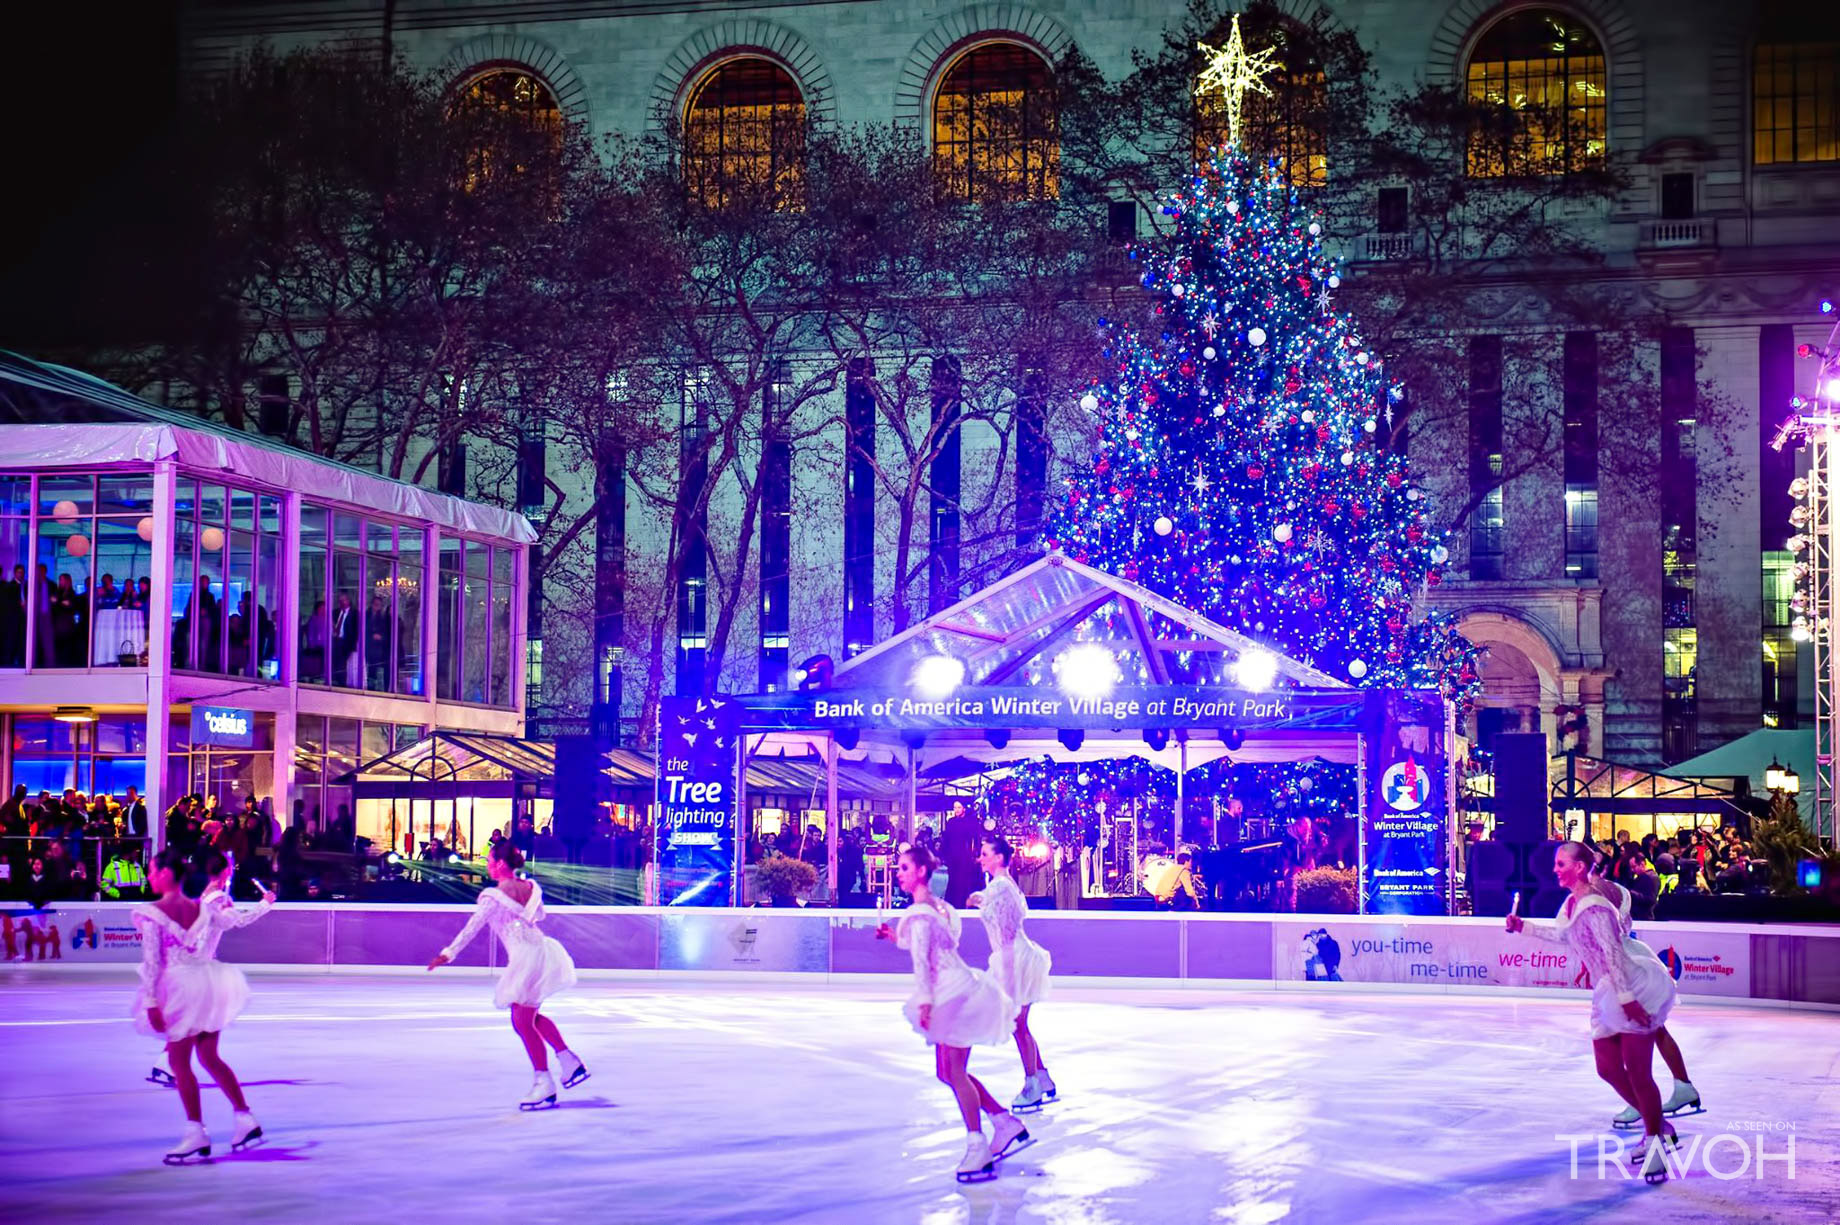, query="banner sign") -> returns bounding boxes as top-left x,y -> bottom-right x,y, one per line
1362,691 -> 1449,916
1273,919 -> 1751,998
656,695 -> 739,906
190,705 -> 255,749
735,686 -> 1368,732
